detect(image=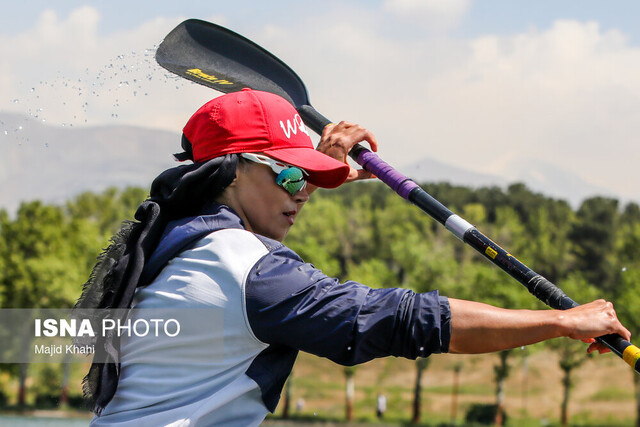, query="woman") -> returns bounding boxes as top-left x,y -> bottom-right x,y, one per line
83,88 -> 630,426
